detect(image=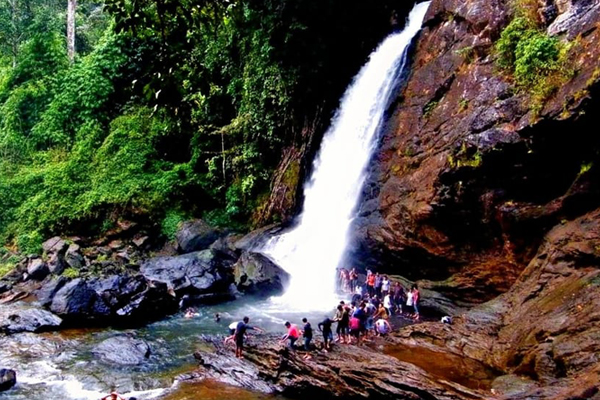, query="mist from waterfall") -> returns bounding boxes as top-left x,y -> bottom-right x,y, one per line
261,2 -> 431,310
